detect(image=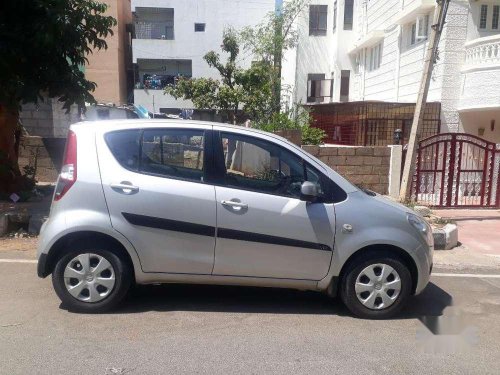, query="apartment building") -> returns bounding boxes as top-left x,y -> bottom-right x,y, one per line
282,0 -> 357,105
85,0 -> 133,106
131,0 -> 275,116
284,0 -> 500,145
21,0 -> 133,137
